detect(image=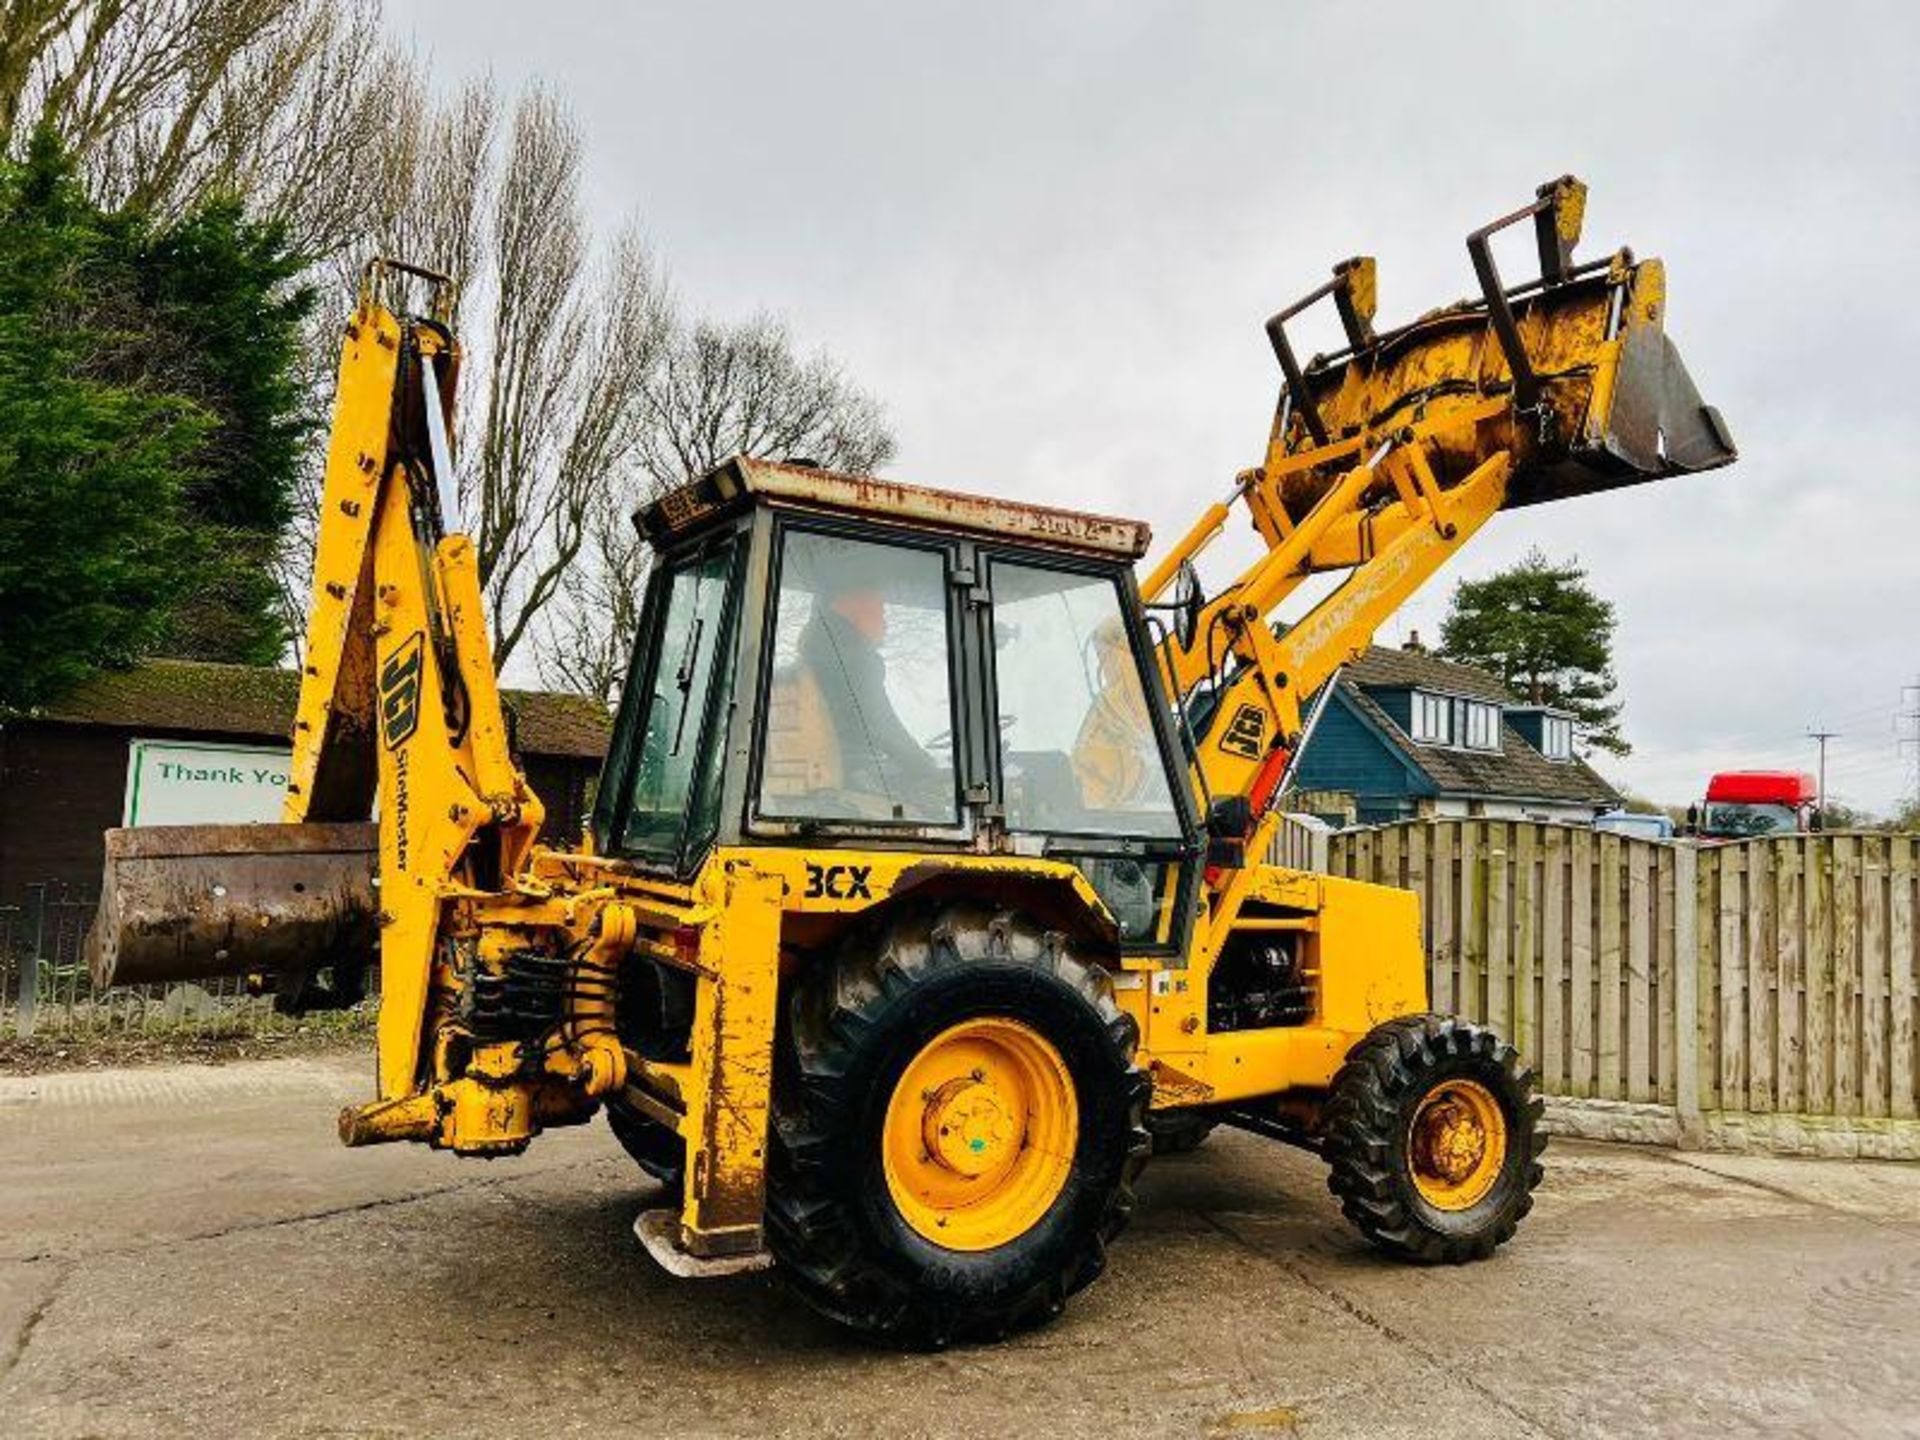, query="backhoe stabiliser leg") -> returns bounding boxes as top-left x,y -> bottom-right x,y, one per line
671,862 -> 785,1261
336,1046 -> 537,1155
